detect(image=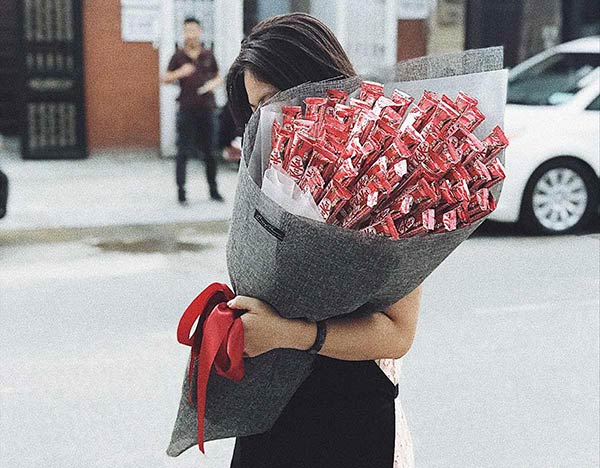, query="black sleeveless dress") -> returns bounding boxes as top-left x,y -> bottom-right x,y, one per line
229,355 -> 399,468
